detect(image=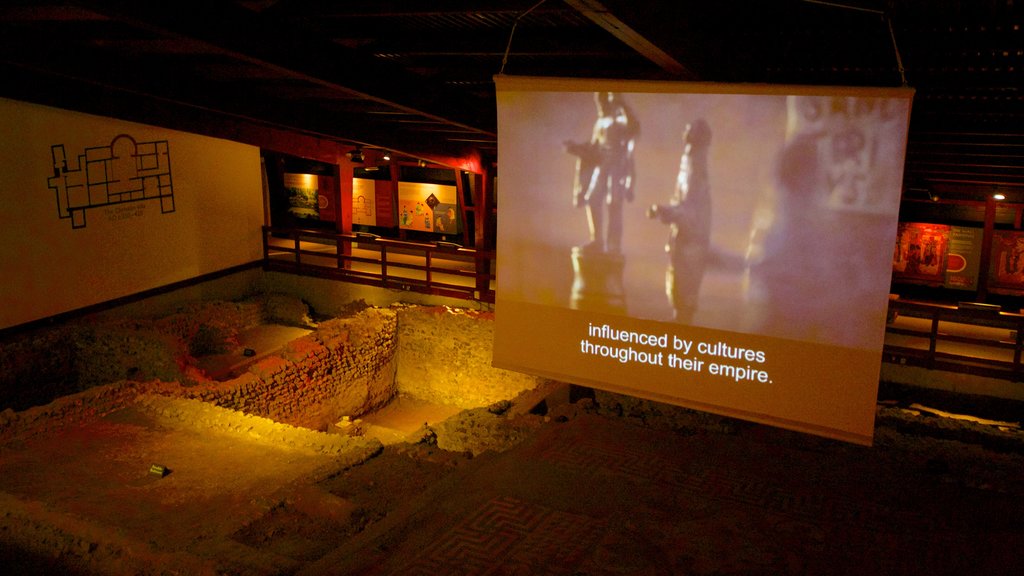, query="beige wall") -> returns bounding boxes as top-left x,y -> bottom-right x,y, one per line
396,306 -> 540,408
0,97 -> 264,330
